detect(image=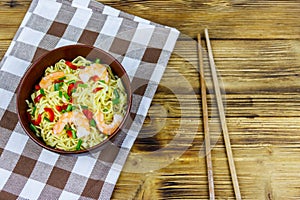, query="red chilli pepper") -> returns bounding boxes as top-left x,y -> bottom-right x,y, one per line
66,130 -> 73,138
61,104 -> 68,111
65,61 -> 78,70
55,105 -> 62,112
82,109 -> 93,120
67,83 -> 75,96
34,94 -> 44,103
32,113 -> 42,125
55,104 -> 68,112
35,84 -> 41,91
44,108 -> 55,122
92,87 -> 103,93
